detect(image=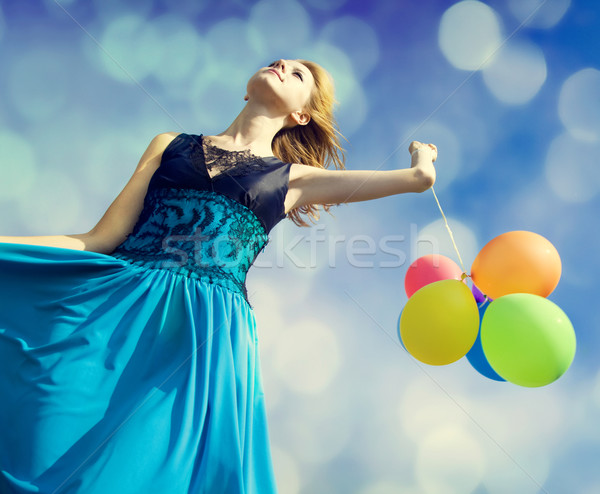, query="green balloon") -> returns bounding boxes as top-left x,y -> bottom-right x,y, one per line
481,293 -> 576,387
